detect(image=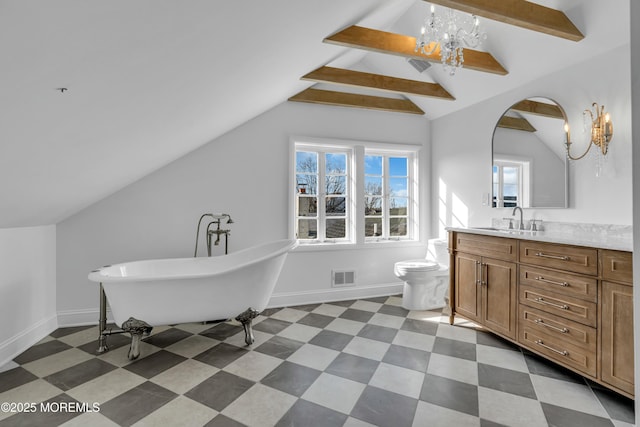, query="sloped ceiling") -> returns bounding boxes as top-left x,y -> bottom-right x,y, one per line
0,0 -> 630,228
